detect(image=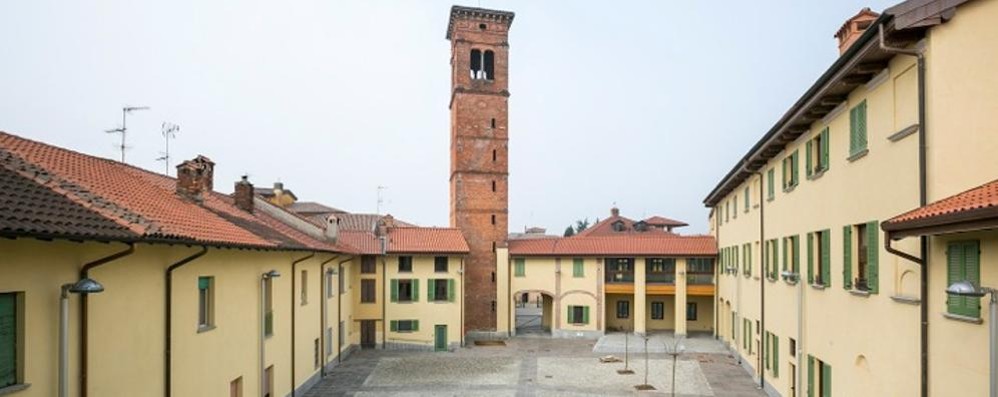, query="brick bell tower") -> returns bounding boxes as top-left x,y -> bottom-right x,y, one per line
446,5 -> 513,334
